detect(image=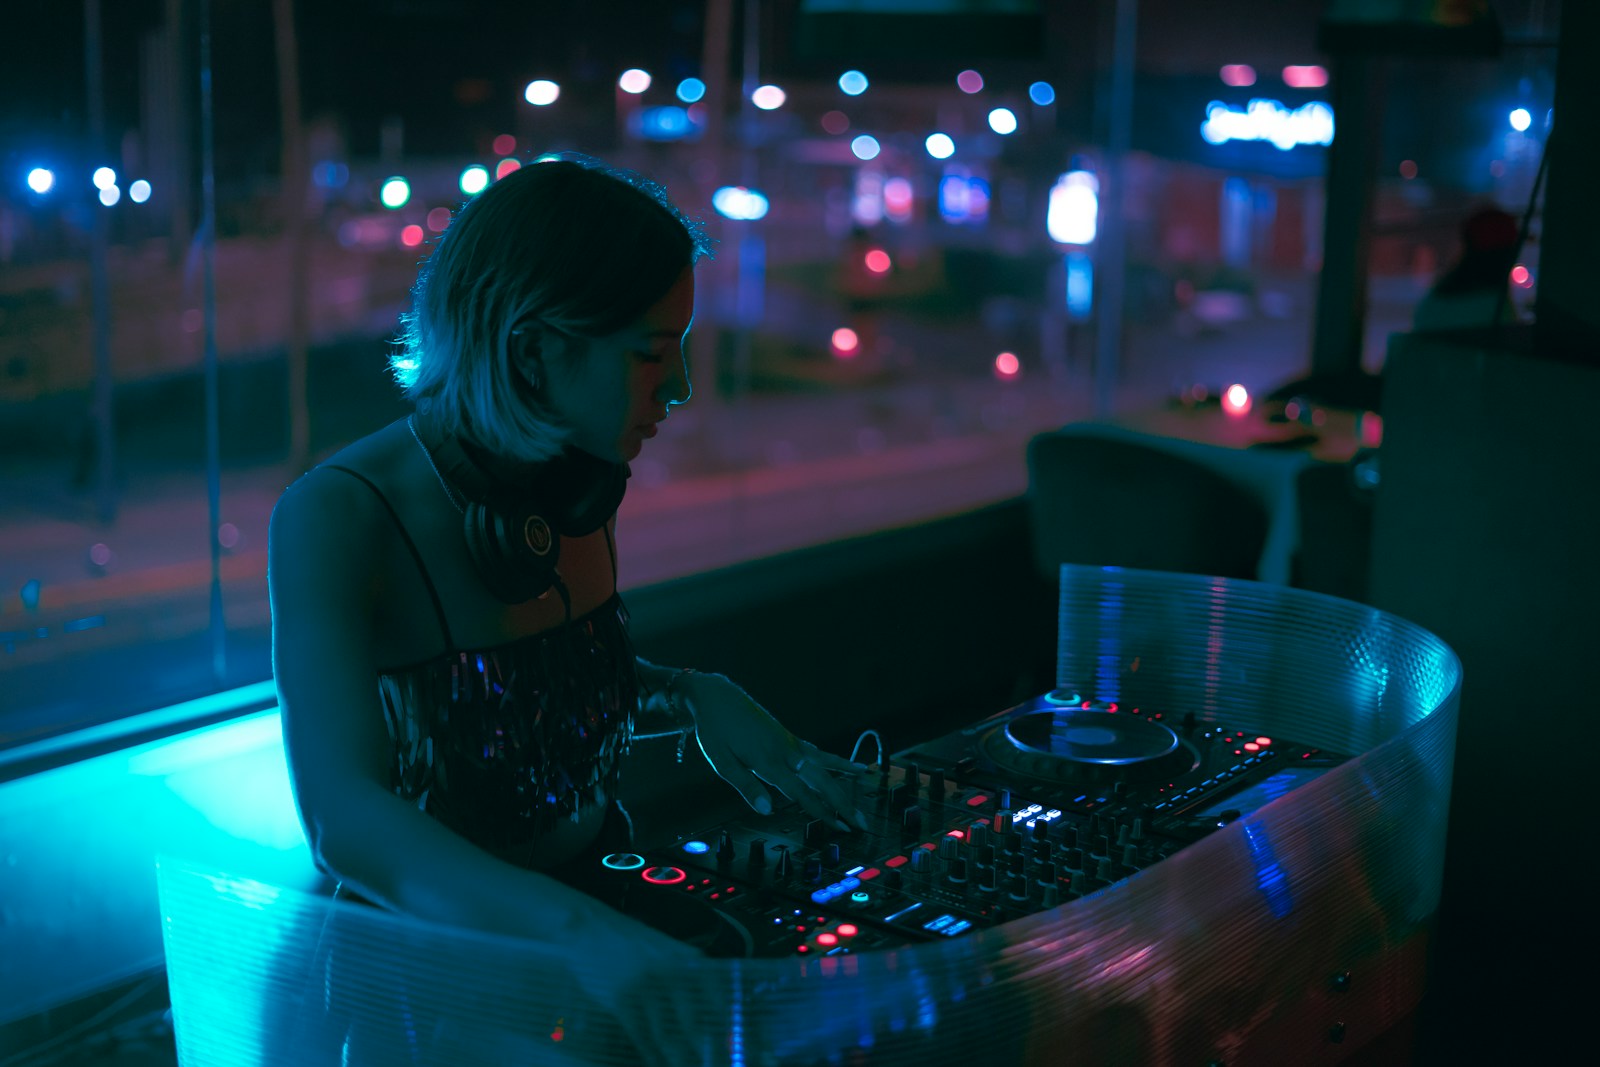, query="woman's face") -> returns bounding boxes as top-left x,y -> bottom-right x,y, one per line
540,268 -> 695,463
